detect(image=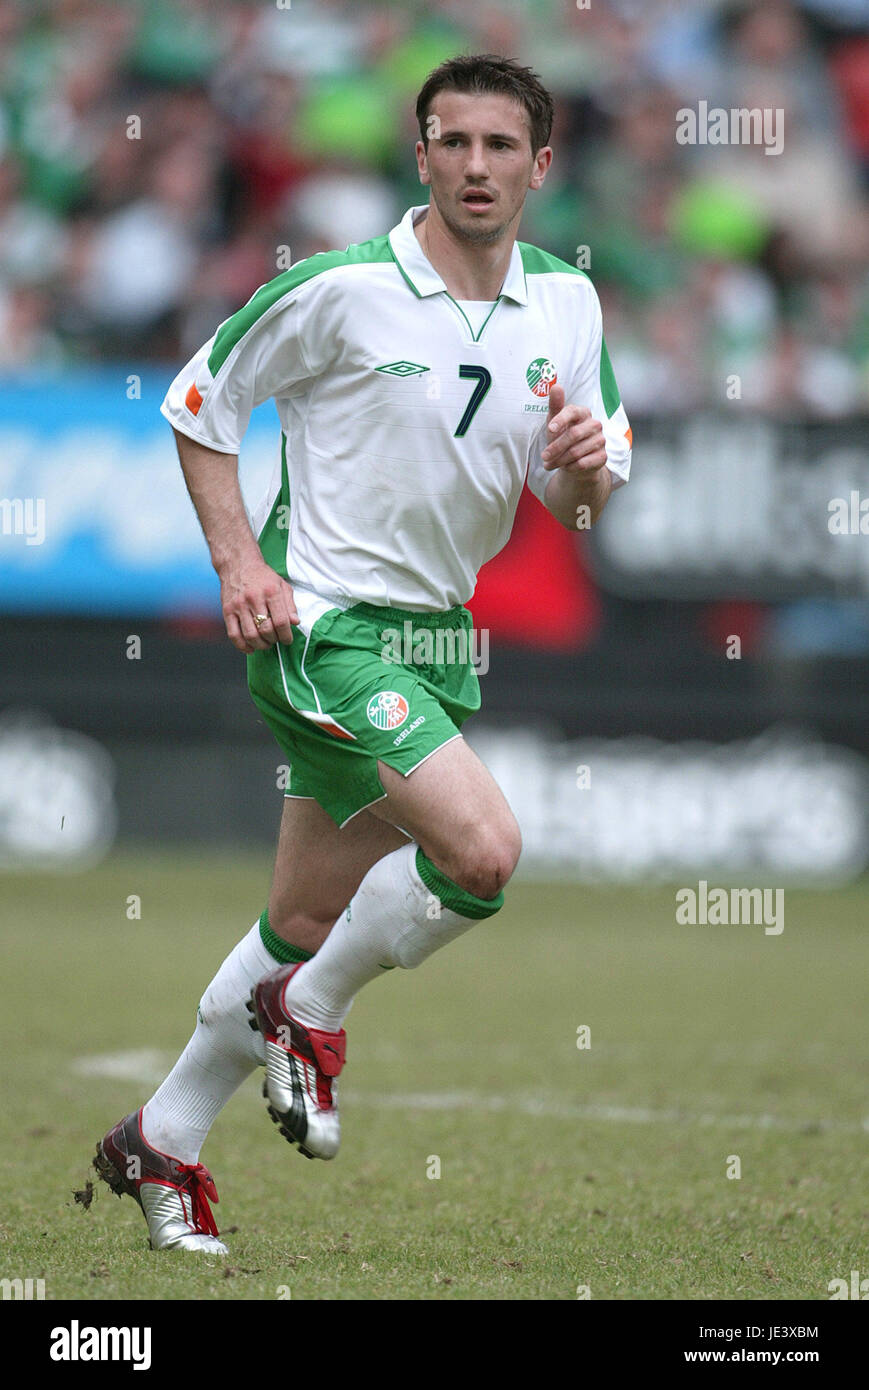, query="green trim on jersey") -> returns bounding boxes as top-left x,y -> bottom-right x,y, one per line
208,236 -> 394,377
599,337 -> 622,418
257,432 -> 289,578
445,293 -> 502,343
518,243 -> 587,280
391,251 -> 423,299
519,242 -> 622,416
